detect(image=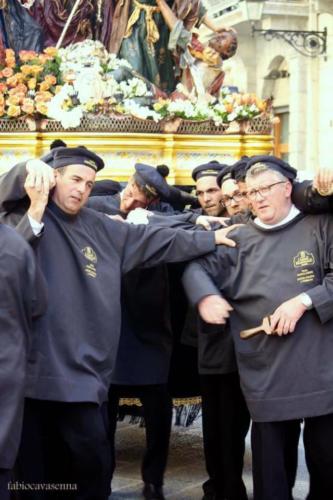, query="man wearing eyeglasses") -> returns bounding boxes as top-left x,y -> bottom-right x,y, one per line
183,155 -> 333,500
220,178 -> 249,217
186,161 -> 250,500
